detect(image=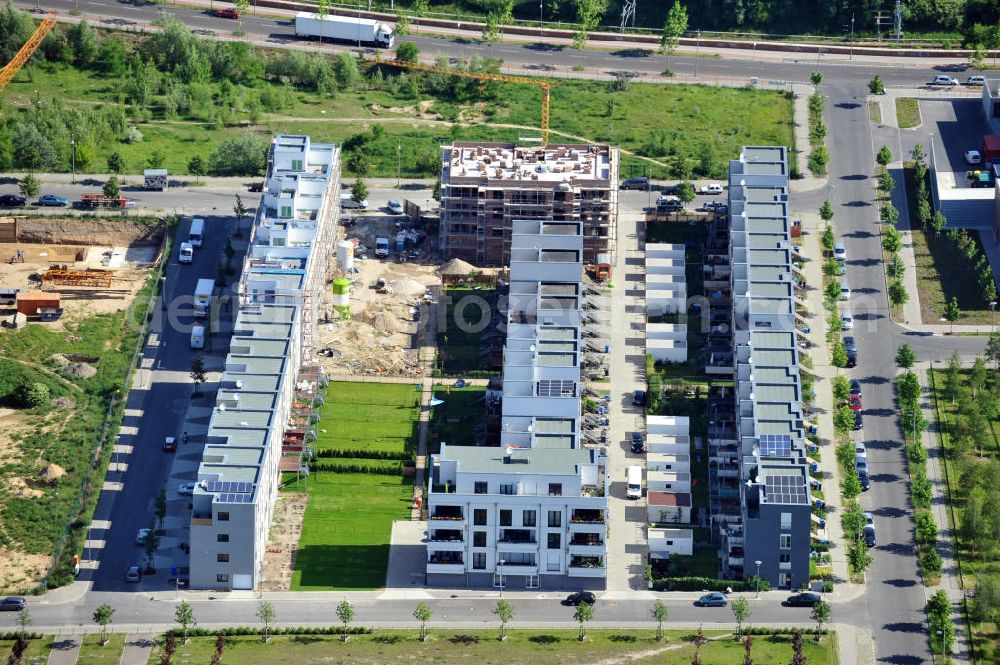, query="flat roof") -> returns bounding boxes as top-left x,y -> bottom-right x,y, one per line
442,444 -> 594,475
446,142 -> 612,183
648,491 -> 692,507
